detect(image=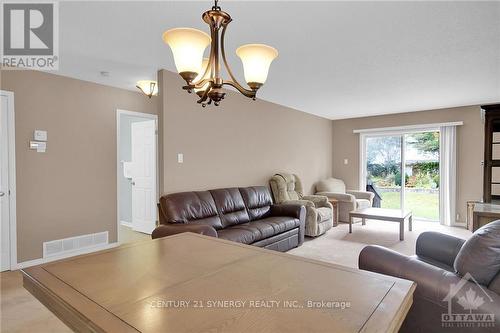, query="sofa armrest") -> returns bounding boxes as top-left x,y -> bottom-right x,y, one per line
302,195 -> 329,207
270,204 -> 305,220
315,192 -> 355,203
270,204 -> 306,245
151,224 -> 218,239
359,245 -> 500,312
346,190 -> 374,202
415,231 -> 466,268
